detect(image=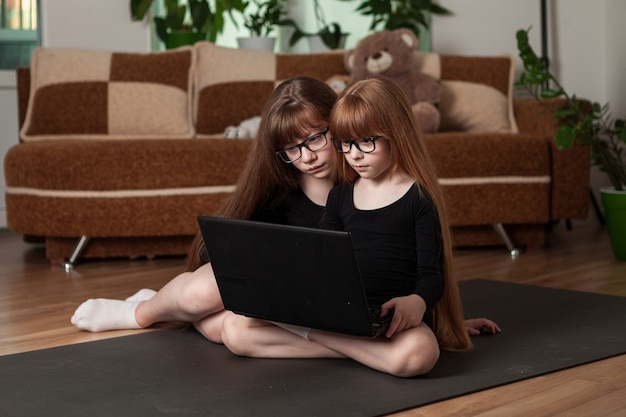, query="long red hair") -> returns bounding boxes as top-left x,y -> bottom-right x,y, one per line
329,76 -> 472,352
186,76 -> 338,271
